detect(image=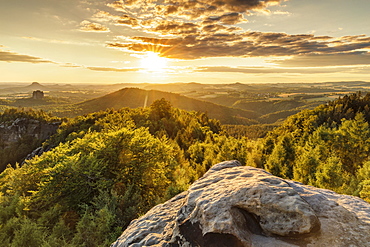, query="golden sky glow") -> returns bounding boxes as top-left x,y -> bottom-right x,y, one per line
140,52 -> 168,73
1,0 -> 370,84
